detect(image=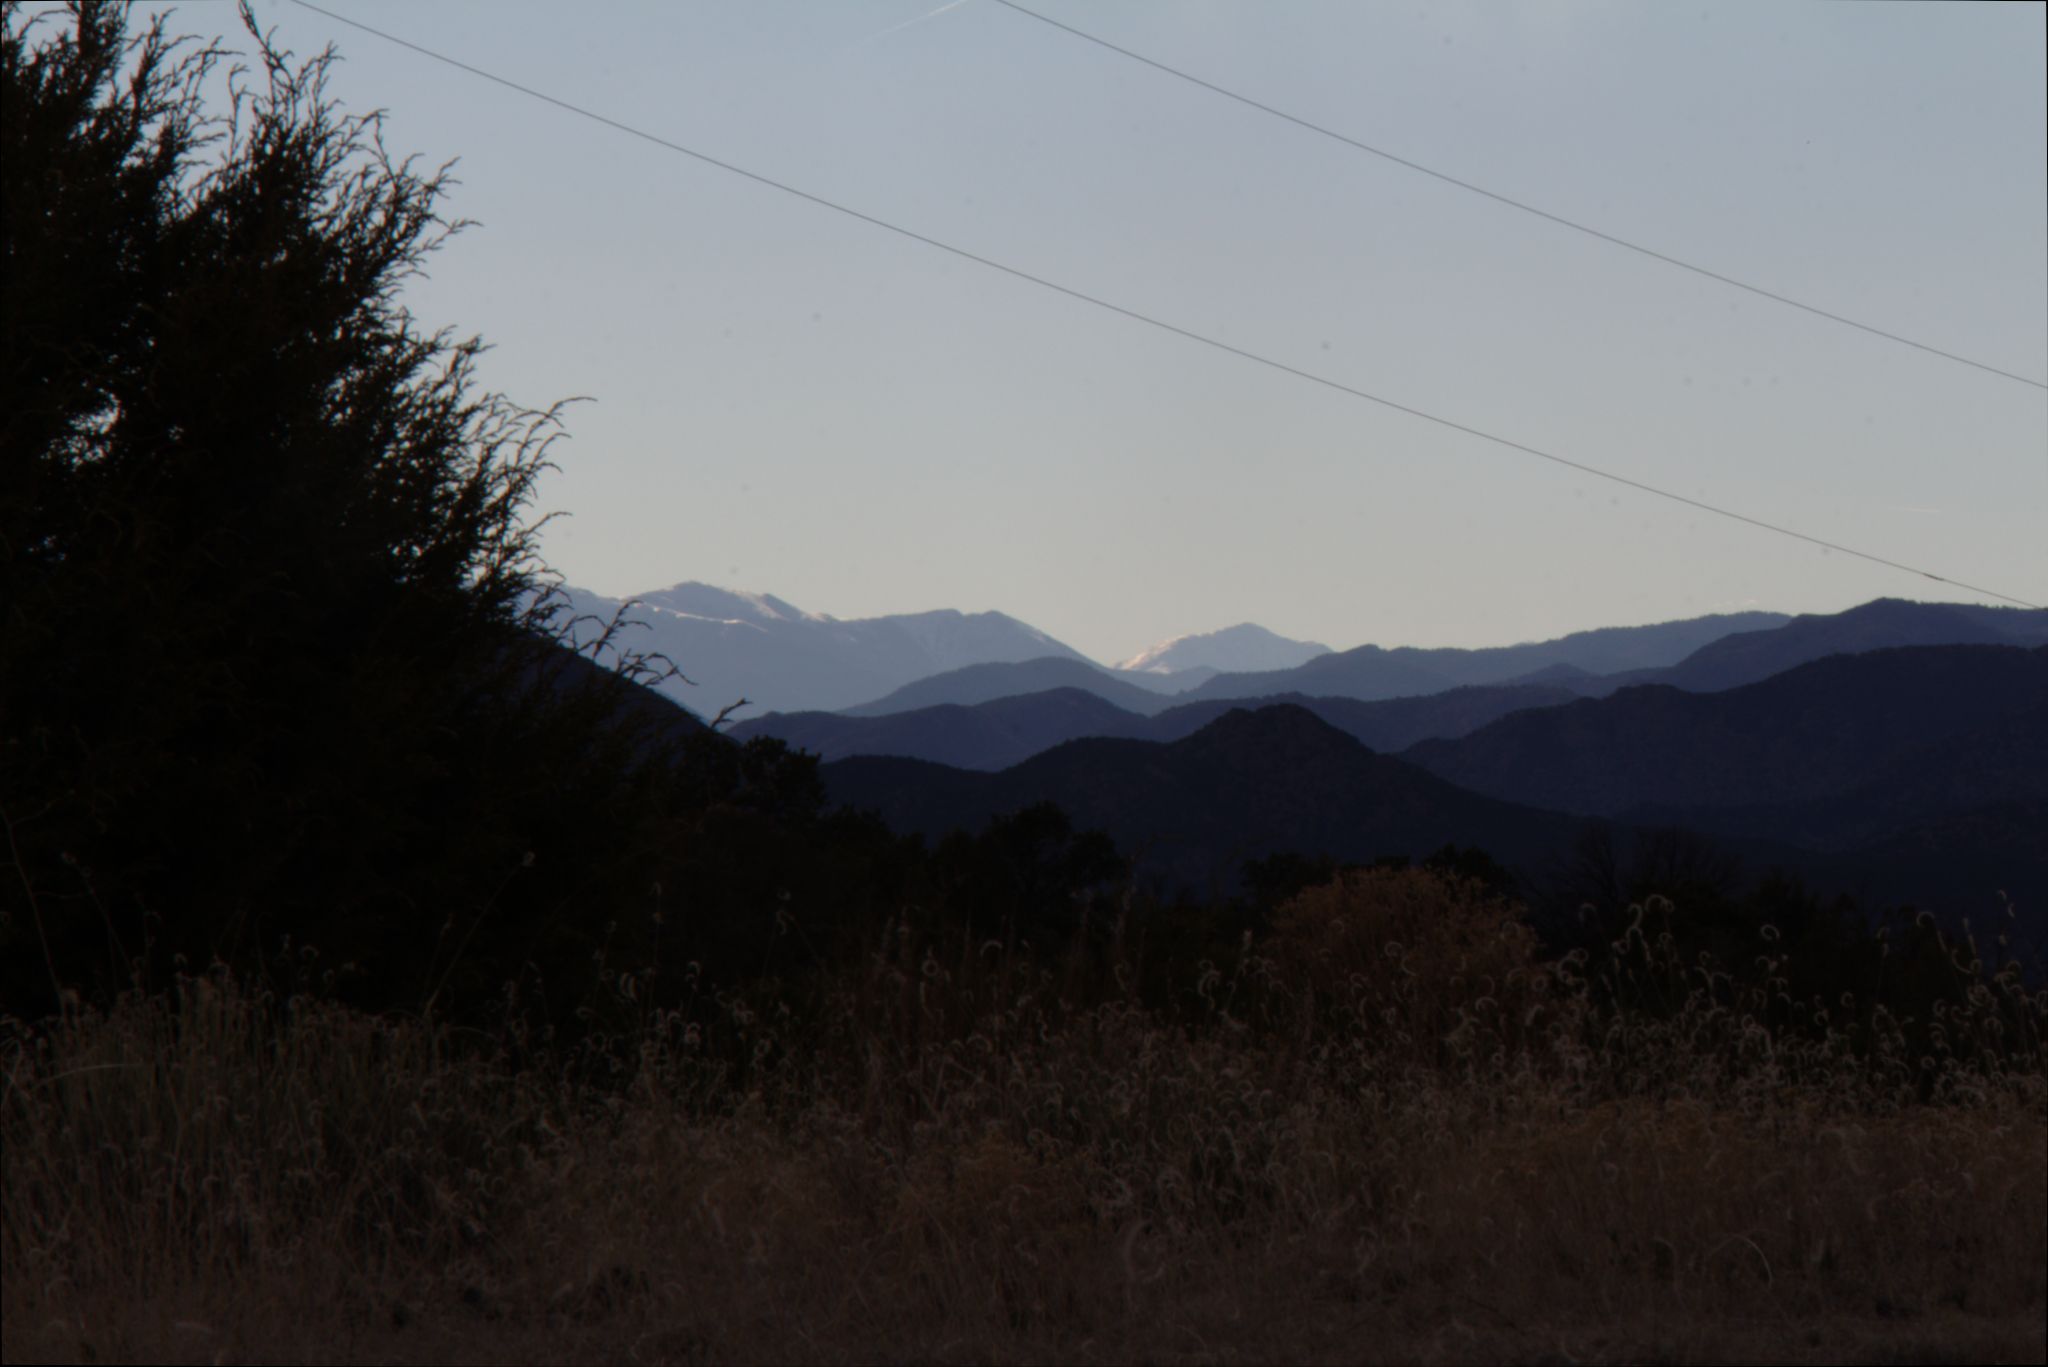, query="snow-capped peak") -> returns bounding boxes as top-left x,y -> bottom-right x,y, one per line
556,581 -> 1094,715
636,582 -> 826,625
1117,623 -> 1332,675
